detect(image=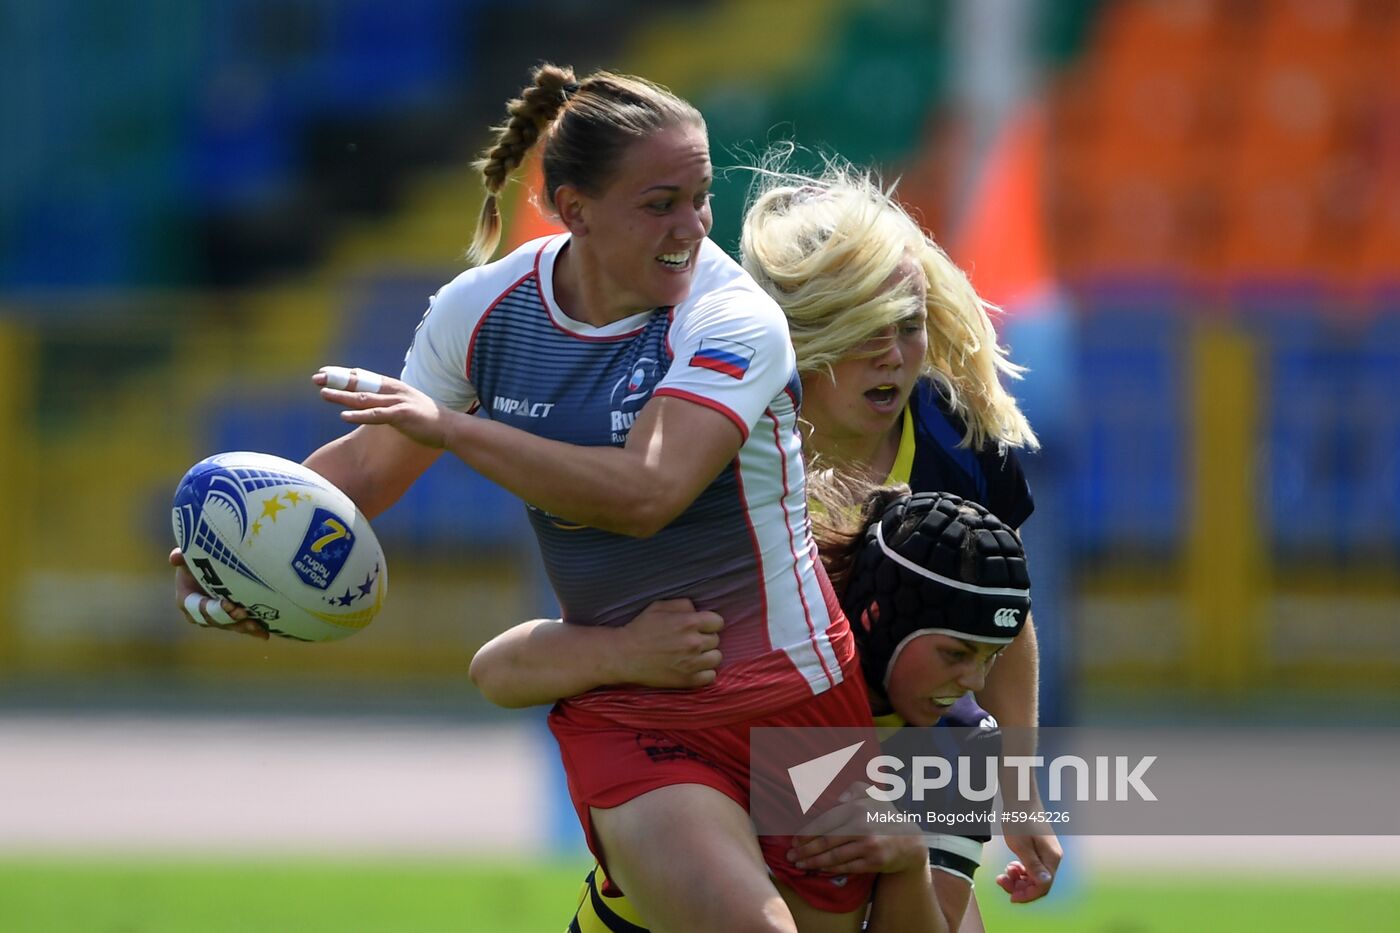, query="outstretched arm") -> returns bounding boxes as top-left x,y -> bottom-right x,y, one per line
174,423 -> 440,637
303,423 -> 442,520
316,370 -> 743,538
